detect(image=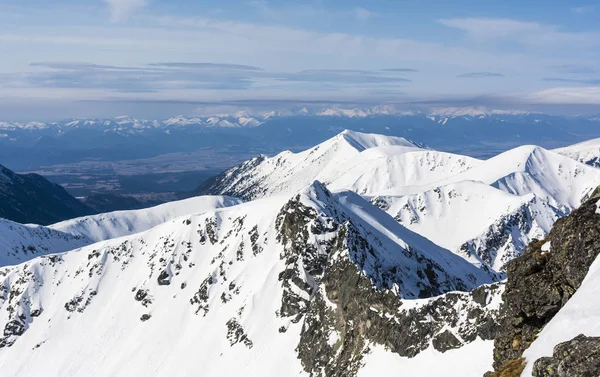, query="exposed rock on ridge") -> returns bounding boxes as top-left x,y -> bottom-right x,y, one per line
487,187 -> 600,375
